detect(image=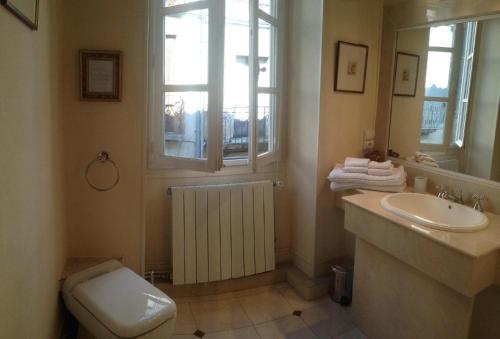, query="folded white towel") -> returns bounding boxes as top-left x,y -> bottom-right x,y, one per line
367,168 -> 393,176
330,182 -> 407,193
328,164 -> 406,187
343,166 -> 368,174
368,160 -> 392,170
345,157 -> 370,168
